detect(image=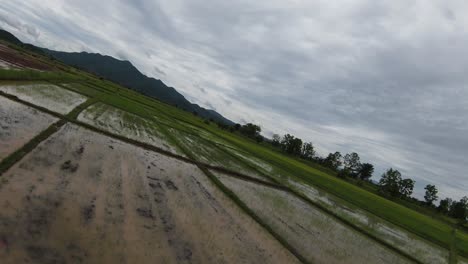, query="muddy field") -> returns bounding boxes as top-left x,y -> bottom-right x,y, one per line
0,123 -> 298,264
213,171 -> 413,264
0,96 -> 57,160
0,83 -> 88,114
78,103 -> 182,155
287,179 -> 449,263
0,44 -> 52,71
